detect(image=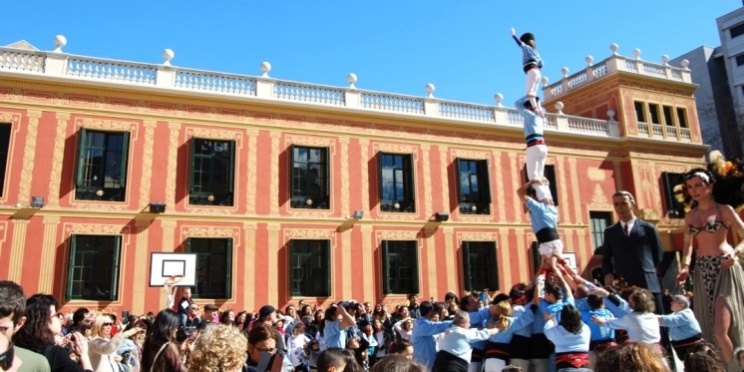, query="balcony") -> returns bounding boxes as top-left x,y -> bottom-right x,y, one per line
2,37 -> 702,143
